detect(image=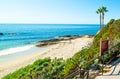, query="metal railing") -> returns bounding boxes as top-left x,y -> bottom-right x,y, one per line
64,67 -> 89,79
100,43 -> 120,75
64,42 -> 120,79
